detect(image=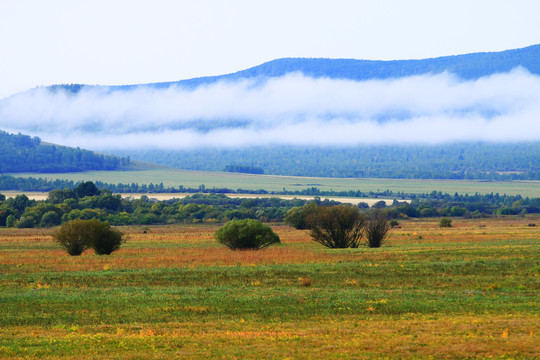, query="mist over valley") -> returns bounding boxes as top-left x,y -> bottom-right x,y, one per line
1,45 -> 539,179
